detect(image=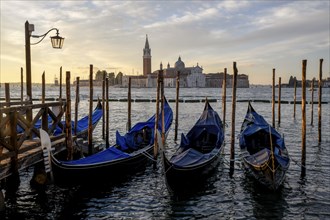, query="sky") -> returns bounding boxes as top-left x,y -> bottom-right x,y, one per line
0,0 -> 329,85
